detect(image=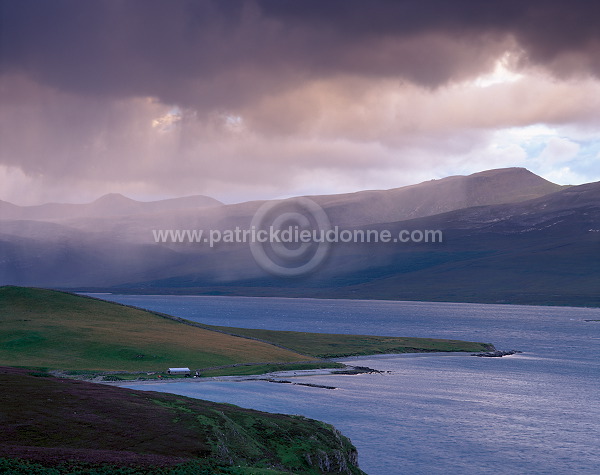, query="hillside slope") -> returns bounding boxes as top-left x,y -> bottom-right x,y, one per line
312,167 -> 563,226
134,180 -> 599,306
